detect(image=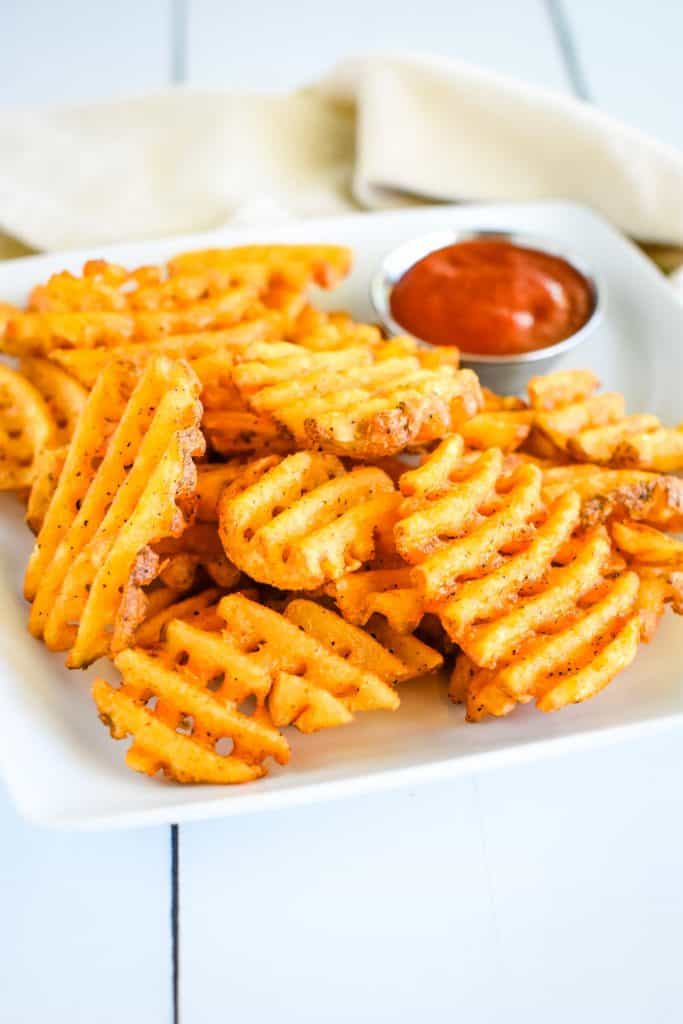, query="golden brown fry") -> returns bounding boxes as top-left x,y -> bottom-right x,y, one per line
567,414 -> 661,463
0,362 -> 55,490
532,392 -> 625,454
481,387 -> 528,412
233,342 -> 482,458
26,356 -> 204,667
325,567 -> 423,633
135,588 -> 222,647
25,444 -> 67,535
202,409 -> 293,456
465,571 -> 640,719
284,599 -> 440,682
20,356 -> 87,445
4,288 -> 256,356
218,452 -> 398,590
528,369 -> 599,410
218,593 -> 402,731
168,244 -> 352,290
155,523 -> 241,591
196,462 -> 254,522
49,319 -> 278,388
460,410 -> 534,451
396,439 -> 545,605
540,463 -> 683,530
93,616 -> 290,784
613,425 -> 683,472
611,521 -> 683,567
